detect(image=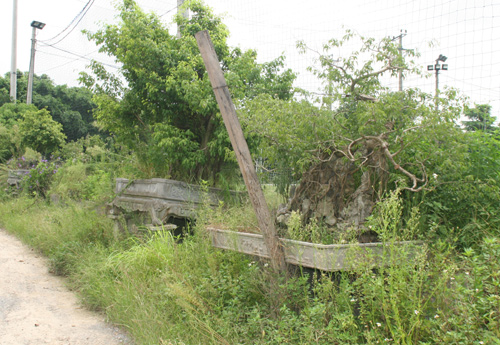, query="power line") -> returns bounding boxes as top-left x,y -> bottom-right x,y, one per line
27,0 -> 500,121
41,0 -> 96,45
37,48 -> 100,73
160,5 -> 178,17
38,42 -> 120,70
